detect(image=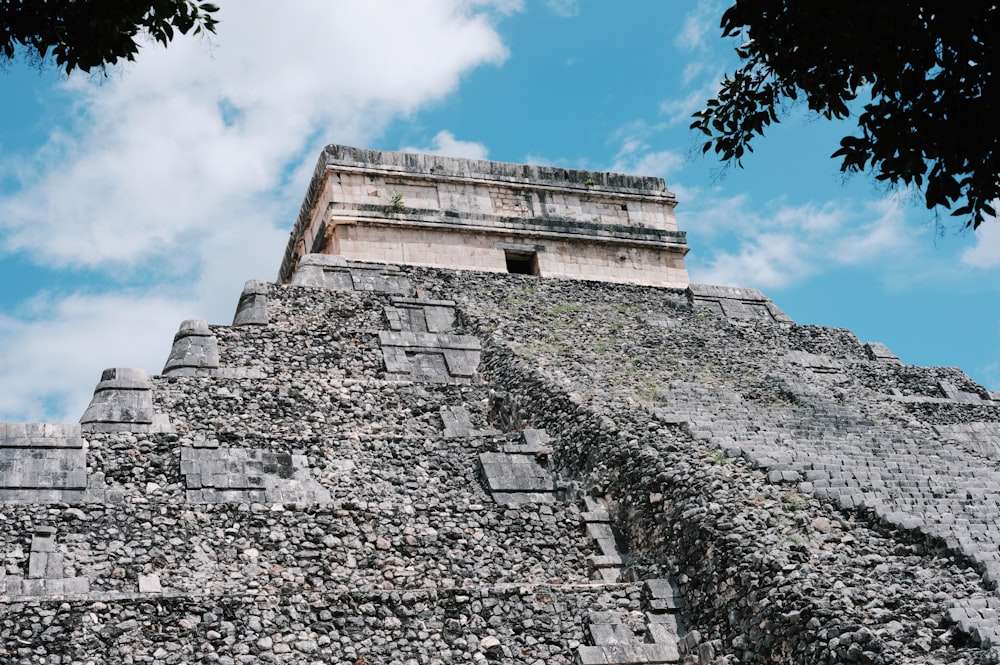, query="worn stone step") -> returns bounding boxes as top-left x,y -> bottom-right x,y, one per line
577,642 -> 679,664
